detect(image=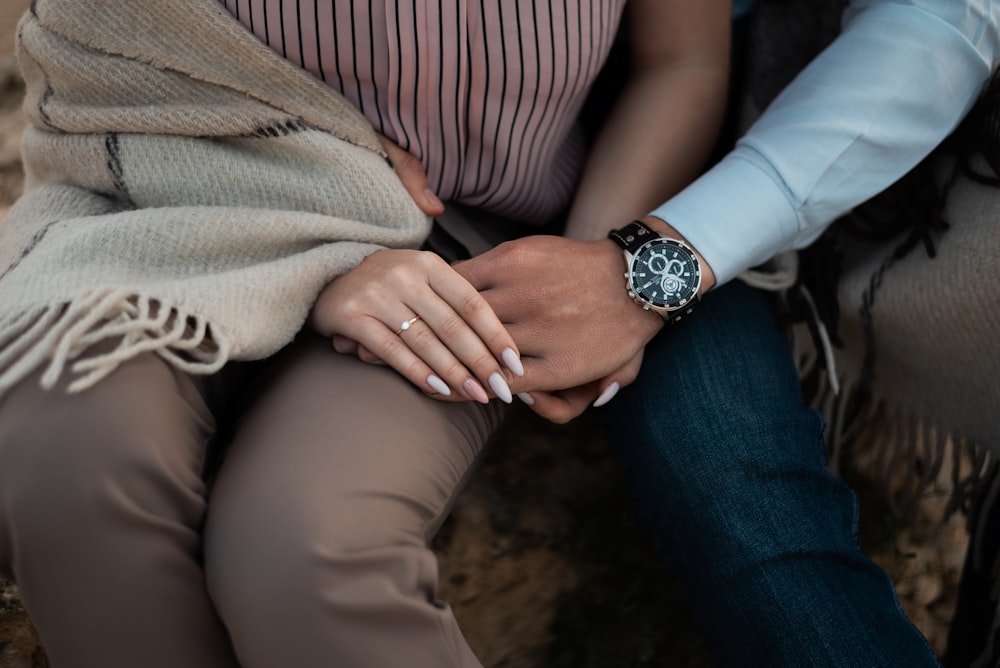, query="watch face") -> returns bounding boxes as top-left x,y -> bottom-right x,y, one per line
627,238 -> 701,310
